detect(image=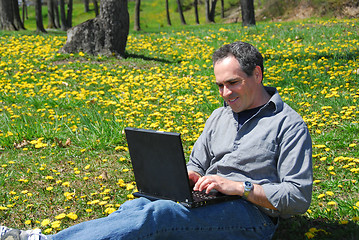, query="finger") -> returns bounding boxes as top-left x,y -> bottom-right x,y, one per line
194,176 -> 210,191
198,177 -> 216,192
193,176 -> 203,191
205,182 -> 218,194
